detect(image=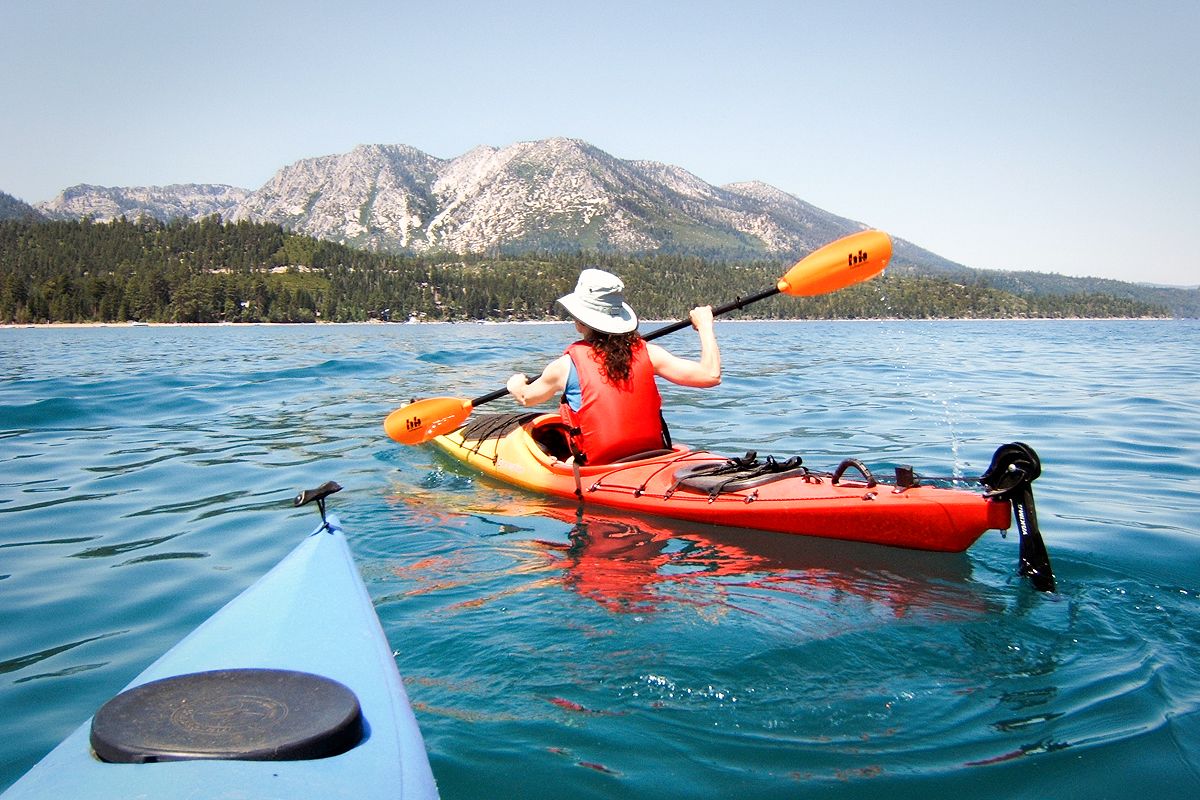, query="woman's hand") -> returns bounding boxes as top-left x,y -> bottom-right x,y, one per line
506,373 -> 530,405
689,305 -> 714,330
